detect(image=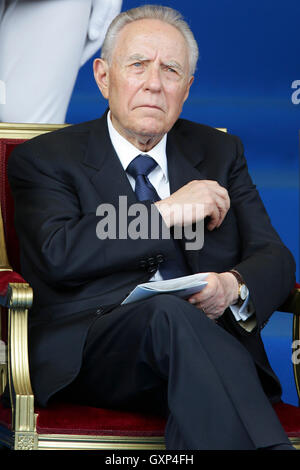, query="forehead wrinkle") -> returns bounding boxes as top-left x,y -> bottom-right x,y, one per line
112,20 -> 190,75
